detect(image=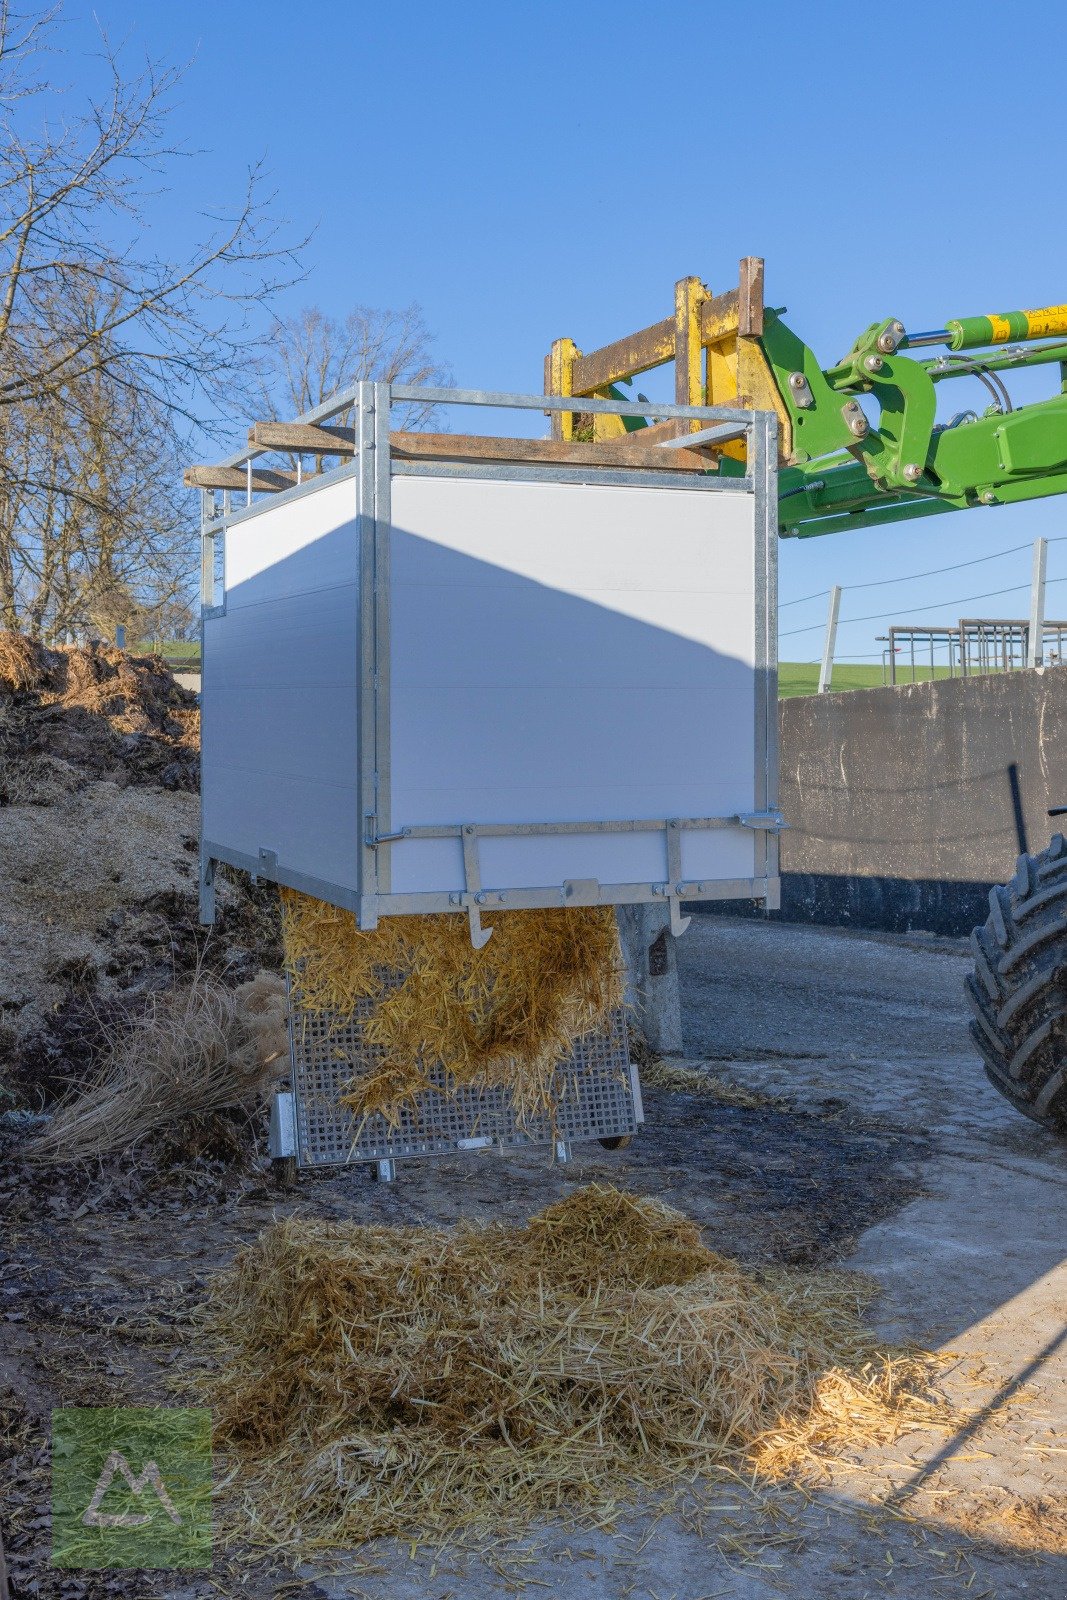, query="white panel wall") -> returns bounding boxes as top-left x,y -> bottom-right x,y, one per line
202,475 -> 361,893
386,474 -> 761,896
